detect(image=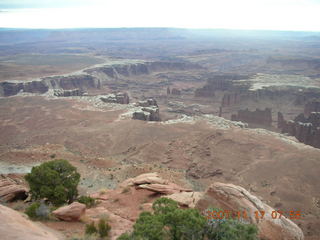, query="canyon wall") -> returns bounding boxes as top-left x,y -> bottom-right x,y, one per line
231,108 -> 272,127
0,61 -> 200,97
85,61 -> 201,79
0,74 -> 100,97
279,112 -> 320,148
